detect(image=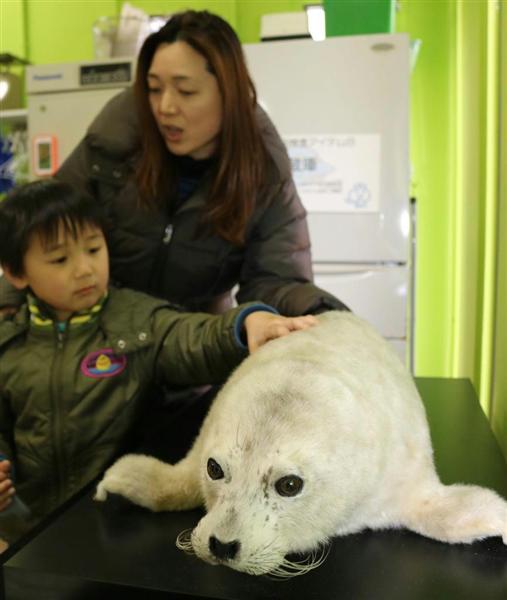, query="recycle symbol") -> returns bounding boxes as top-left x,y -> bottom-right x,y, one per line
346,182 -> 371,208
